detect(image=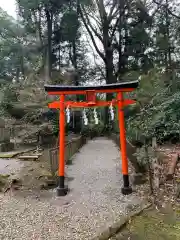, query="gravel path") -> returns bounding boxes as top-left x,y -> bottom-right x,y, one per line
0,138 -> 142,240
0,158 -> 25,175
